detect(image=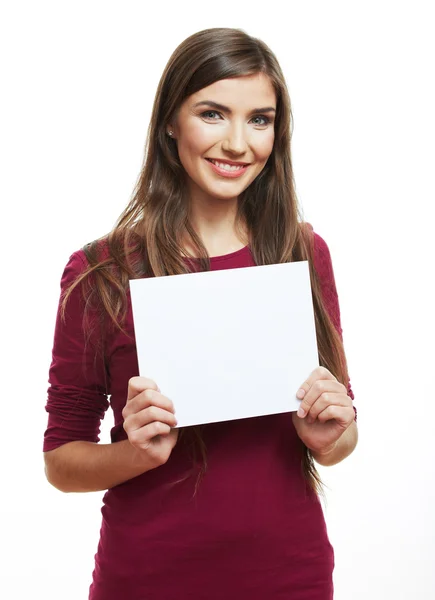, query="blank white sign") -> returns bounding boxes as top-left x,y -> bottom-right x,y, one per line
129,261 -> 319,428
